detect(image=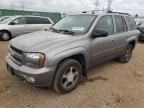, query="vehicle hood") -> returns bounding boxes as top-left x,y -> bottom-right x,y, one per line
10,31 -> 78,52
